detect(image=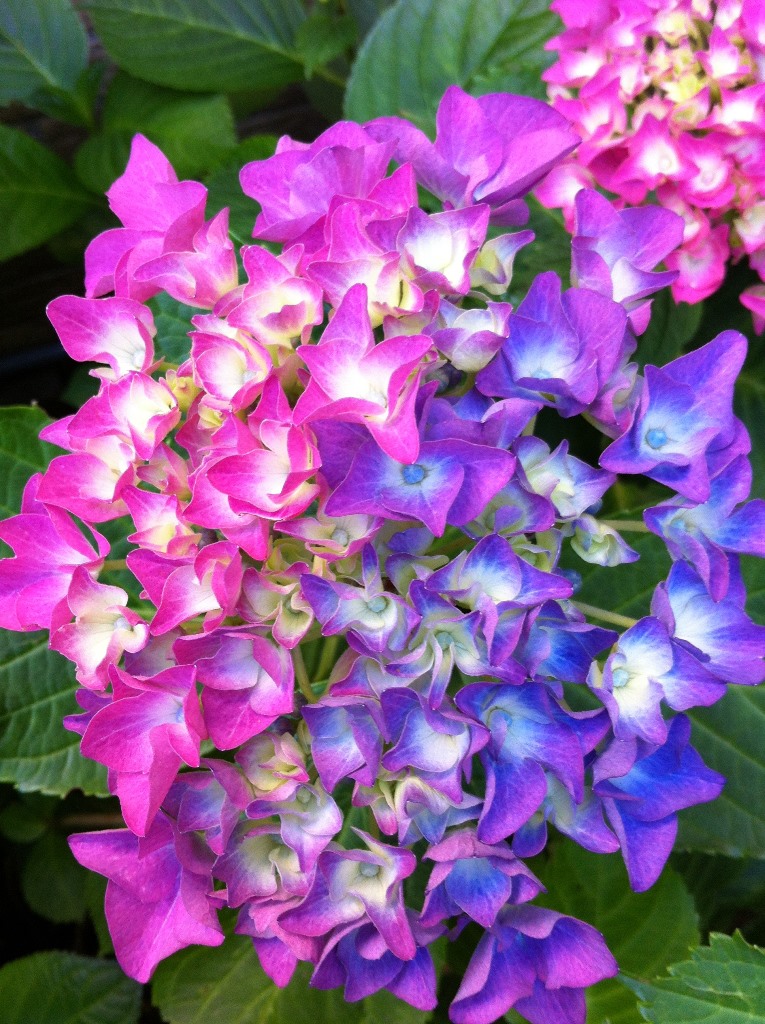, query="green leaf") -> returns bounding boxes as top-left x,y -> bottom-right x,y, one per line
677,686 -> 765,858
117,96 -> 235,180
743,552 -> 765,623
295,12 -> 357,77
0,406 -> 57,517
736,343 -> 765,501
21,830 -> 89,923
85,0 -> 307,96
346,0 -> 396,40
86,871 -> 114,956
674,851 -> 765,939
697,261 -> 755,347
97,516 -> 143,603
0,405 -> 107,796
152,932 -> 428,1024
75,73 -> 237,194
0,797 -> 50,843
0,0 -> 88,111
148,293 -> 199,364
629,932 -> 765,1023
204,134 -> 278,246
536,845 -> 699,975
0,125 -> 93,261
345,0 -> 558,126
465,1 -> 558,98
635,291 -> 703,369
535,843 -> 699,1024
73,132 -> 133,198
0,629 -> 108,796
103,74 -> 236,175
357,988 -> 429,1024
509,198 -> 571,303
0,951 -> 141,1024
